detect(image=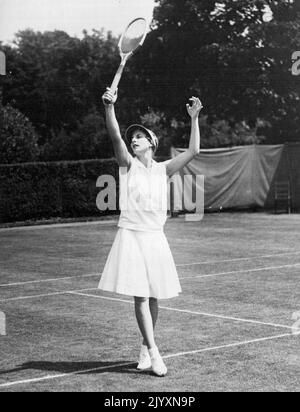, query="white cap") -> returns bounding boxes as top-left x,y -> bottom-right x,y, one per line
125,124 -> 159,149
